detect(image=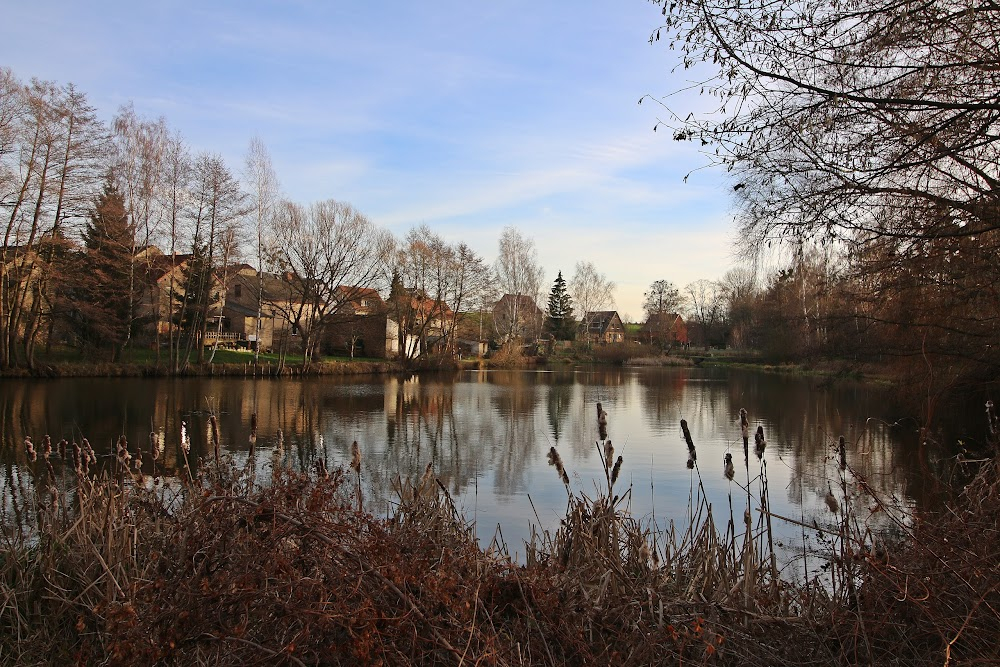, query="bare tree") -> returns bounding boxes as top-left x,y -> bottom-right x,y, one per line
685,279 -> 724,349
243,136 -> 280,361
1,75 -> 105,369
569,261 -> 615,330
493,226 -> 544,342
110,104 -> 167,355
642,279 -> 682,320
185,153 -> 246,365
390,226 -> 493,362
267,199 -> 391,368
159,131 -> 192,371
649,0 -> 1000,376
